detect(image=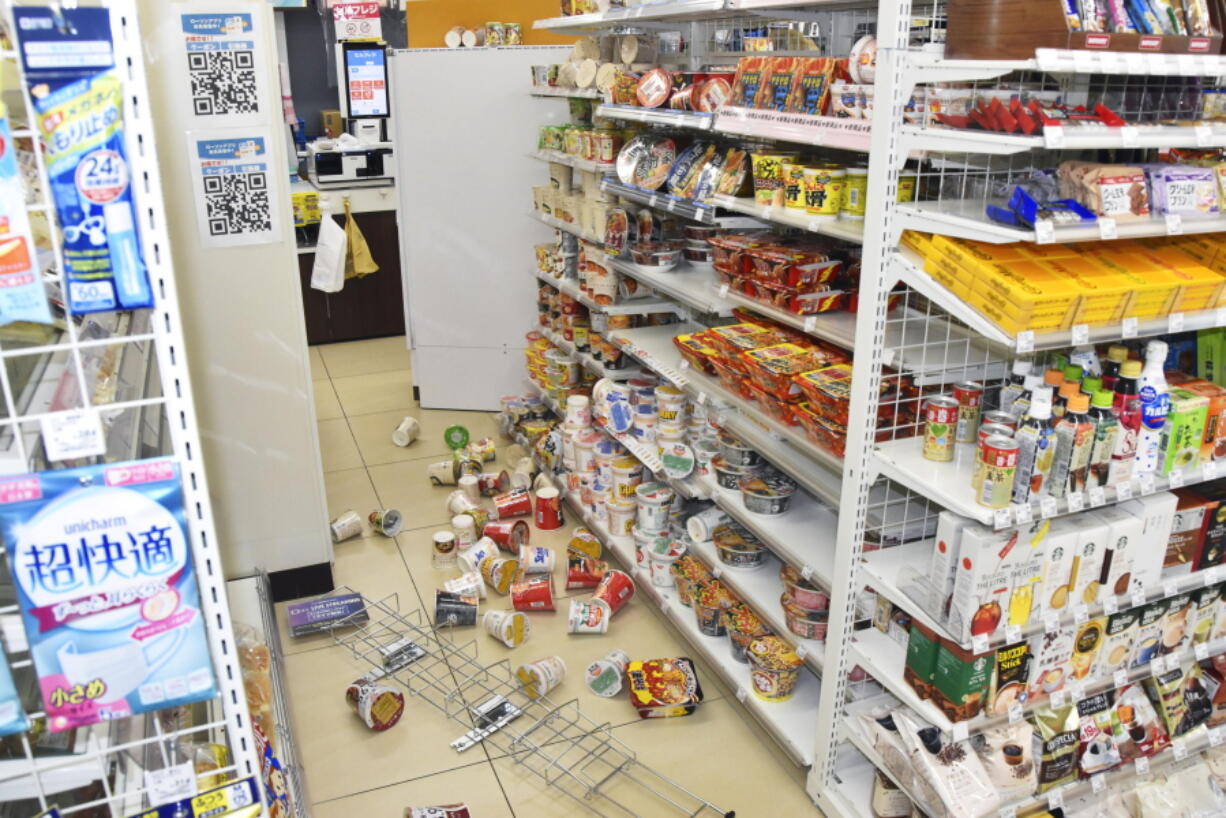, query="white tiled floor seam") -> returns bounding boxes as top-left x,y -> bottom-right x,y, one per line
290,335 -> 822,817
